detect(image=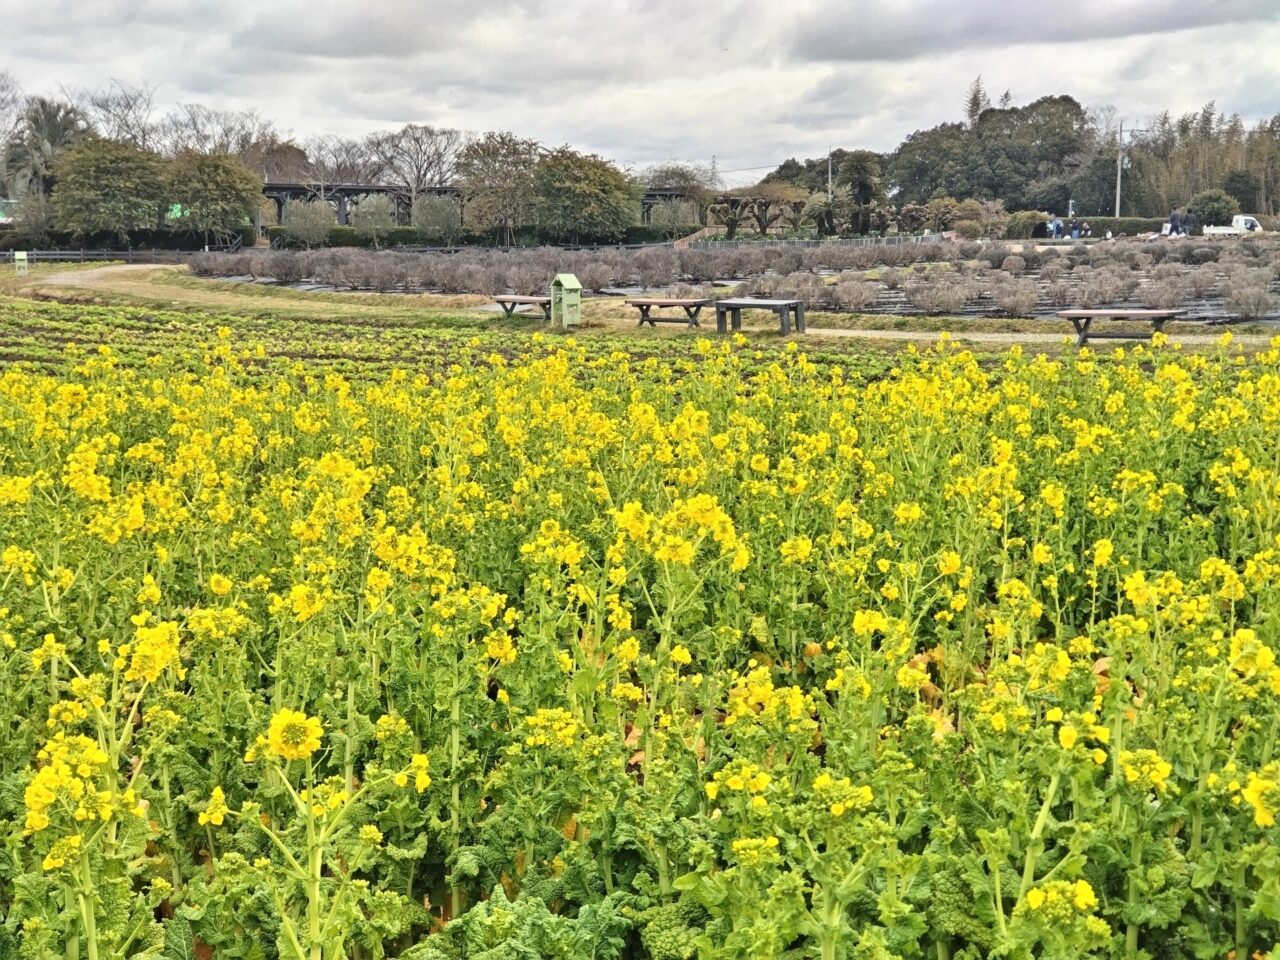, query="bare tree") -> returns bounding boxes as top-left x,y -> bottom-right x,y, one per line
306,135 -> 385,185
155,104 -> 275,159
367,124 -> 463,204
0,70 -> 24,146
73,80 -> 158,149
242,134 -> 309,180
